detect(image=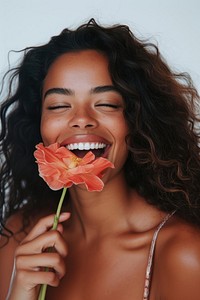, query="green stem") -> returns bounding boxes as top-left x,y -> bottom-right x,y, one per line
52,187 -> 67,230
38,187 -> 67,300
